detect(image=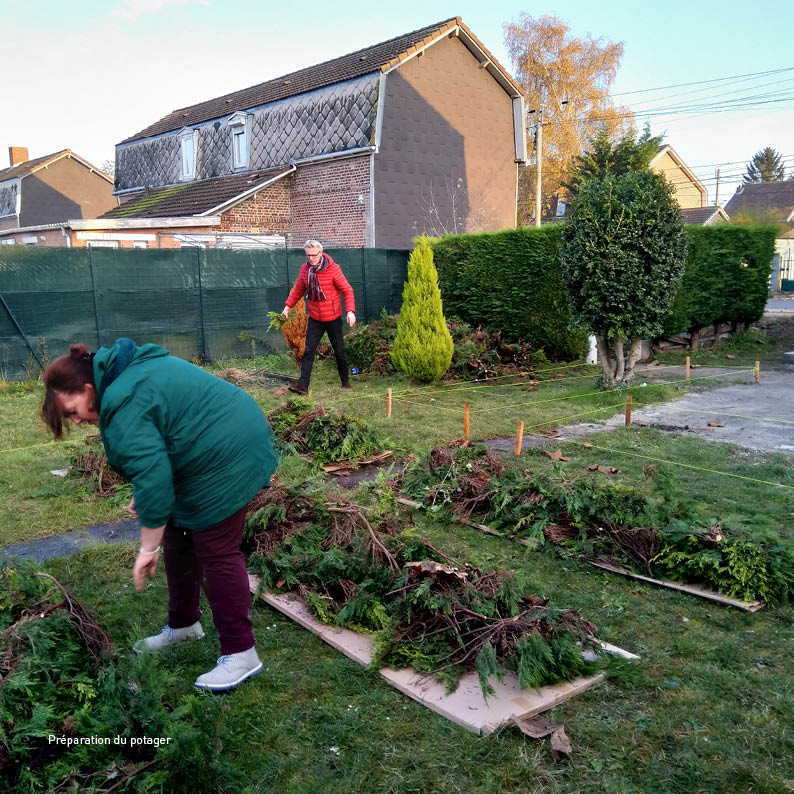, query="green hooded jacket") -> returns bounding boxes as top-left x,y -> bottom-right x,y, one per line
93,339 -> 277,530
